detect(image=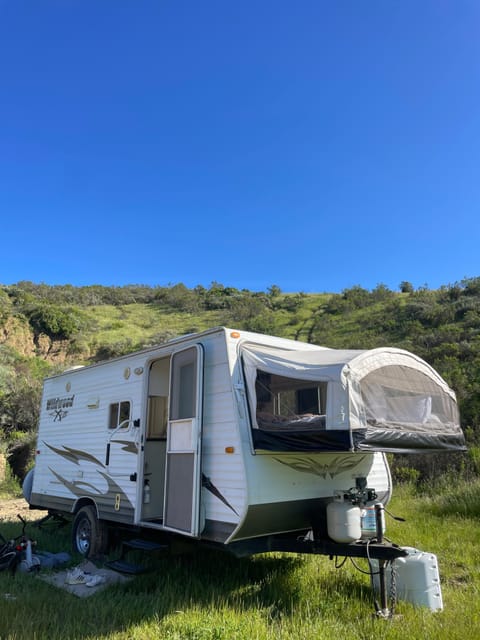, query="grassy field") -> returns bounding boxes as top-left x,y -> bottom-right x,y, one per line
0,480 -> 479,640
